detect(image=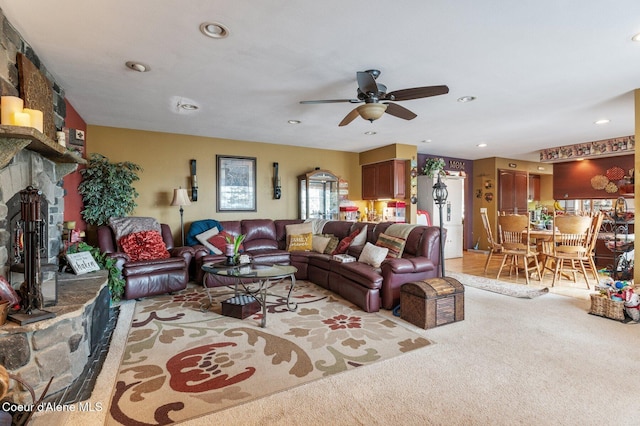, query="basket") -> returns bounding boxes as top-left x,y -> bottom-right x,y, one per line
589,294 -> 625,321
